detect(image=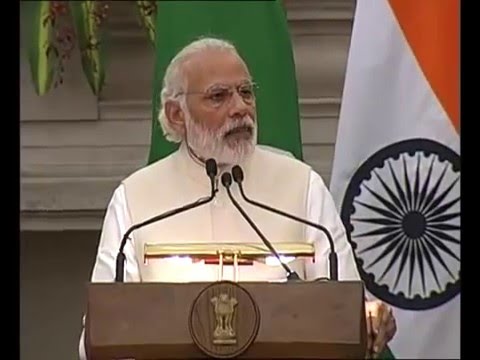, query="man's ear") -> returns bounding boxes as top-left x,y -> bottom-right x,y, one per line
165,100 -> 186,137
